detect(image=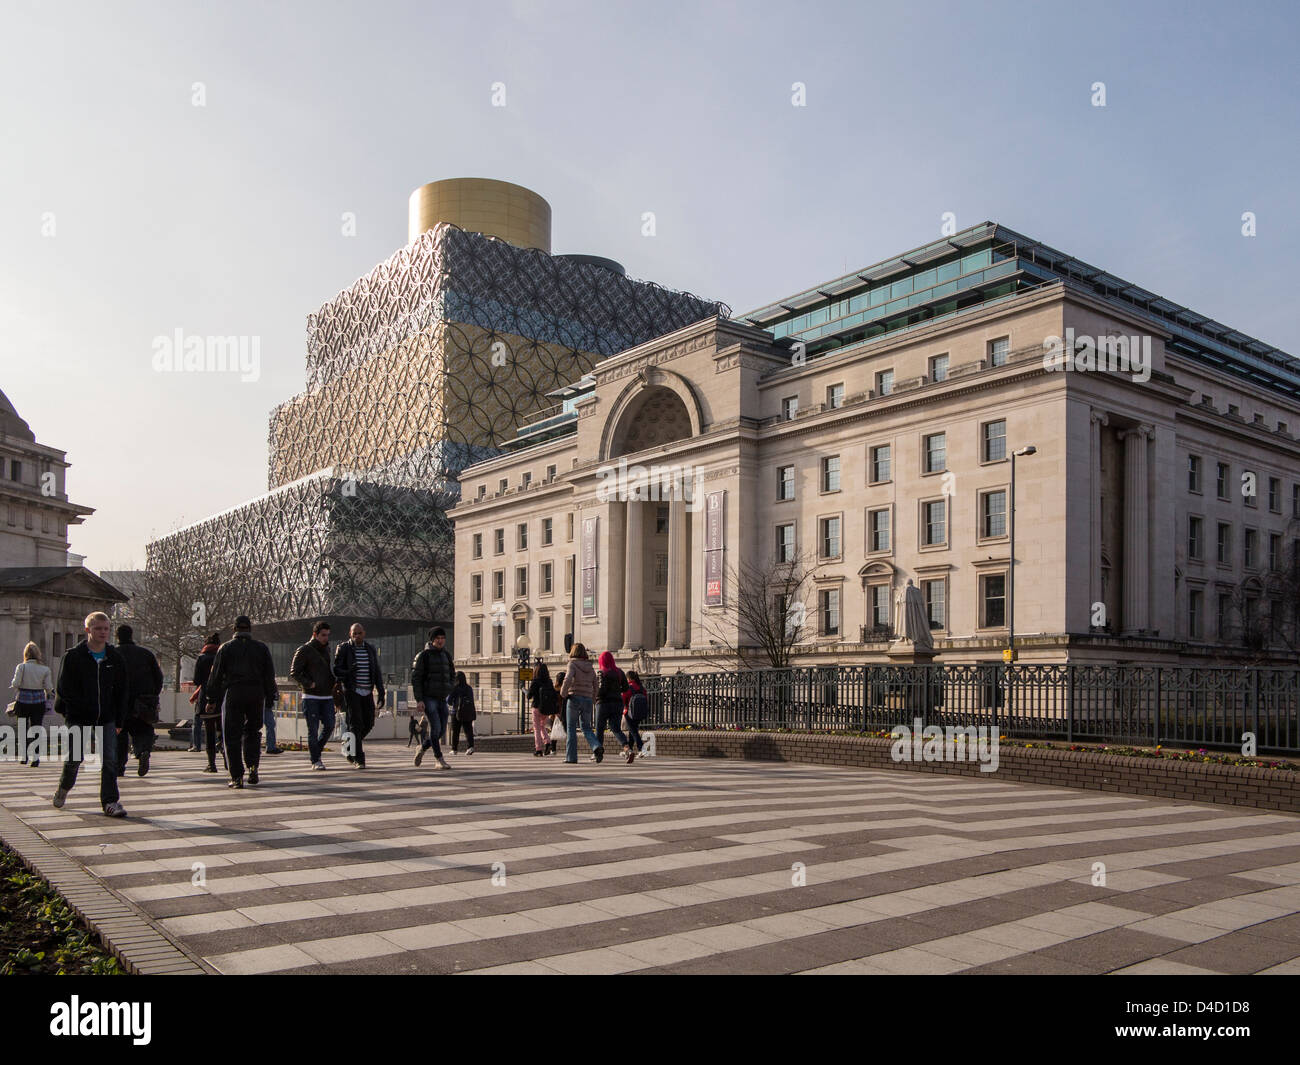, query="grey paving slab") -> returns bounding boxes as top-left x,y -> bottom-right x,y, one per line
2,743 -> 1299,975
